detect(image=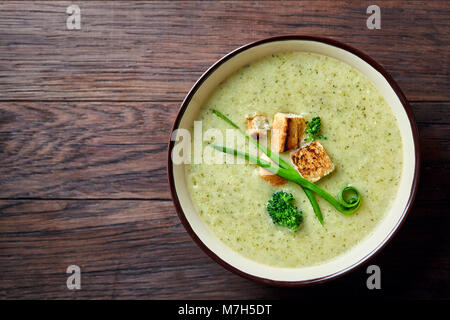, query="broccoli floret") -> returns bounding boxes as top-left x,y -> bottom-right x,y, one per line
305,116 -> 326,142
266,191 -> 303,232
